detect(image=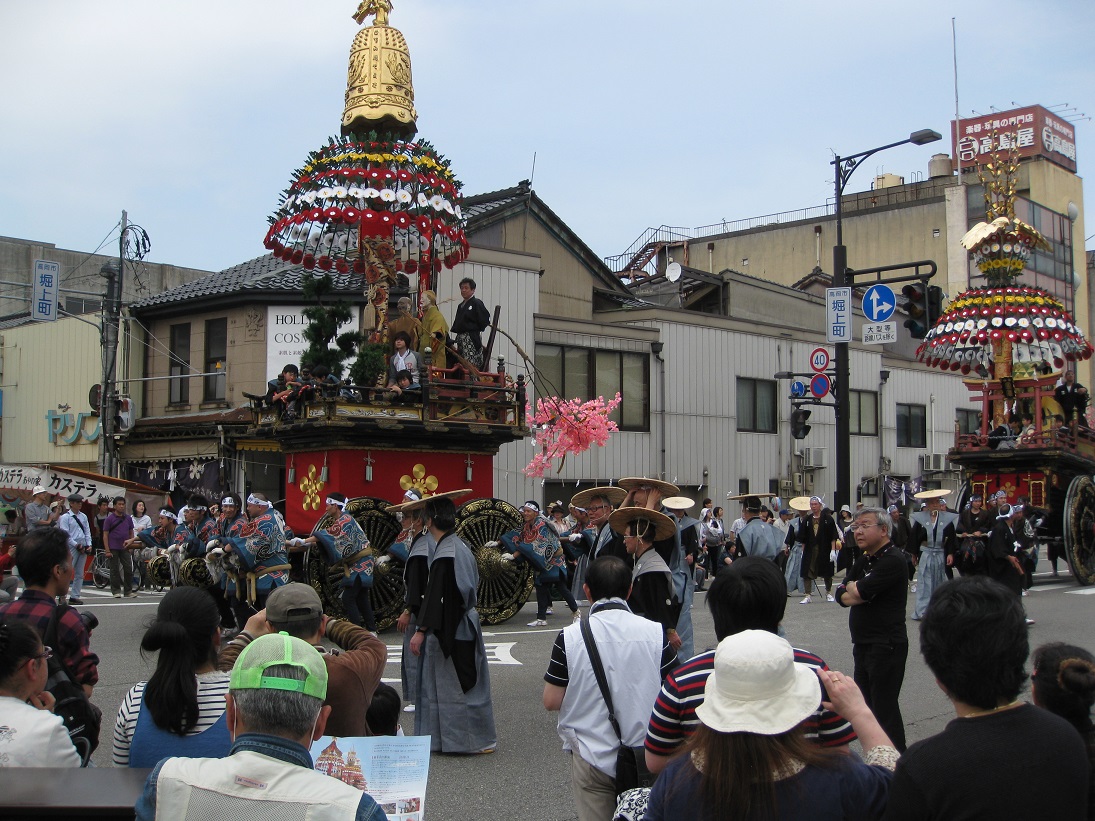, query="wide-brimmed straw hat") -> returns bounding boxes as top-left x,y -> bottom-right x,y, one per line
608,507 -> 677,542
571,486 -> 627,509
387,487 -> 472,514
788,496 -> 812,512
695,630 -> 821,735
661,496 -> 695,512
913,489 -> 951,500
617,477 -> 680,497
